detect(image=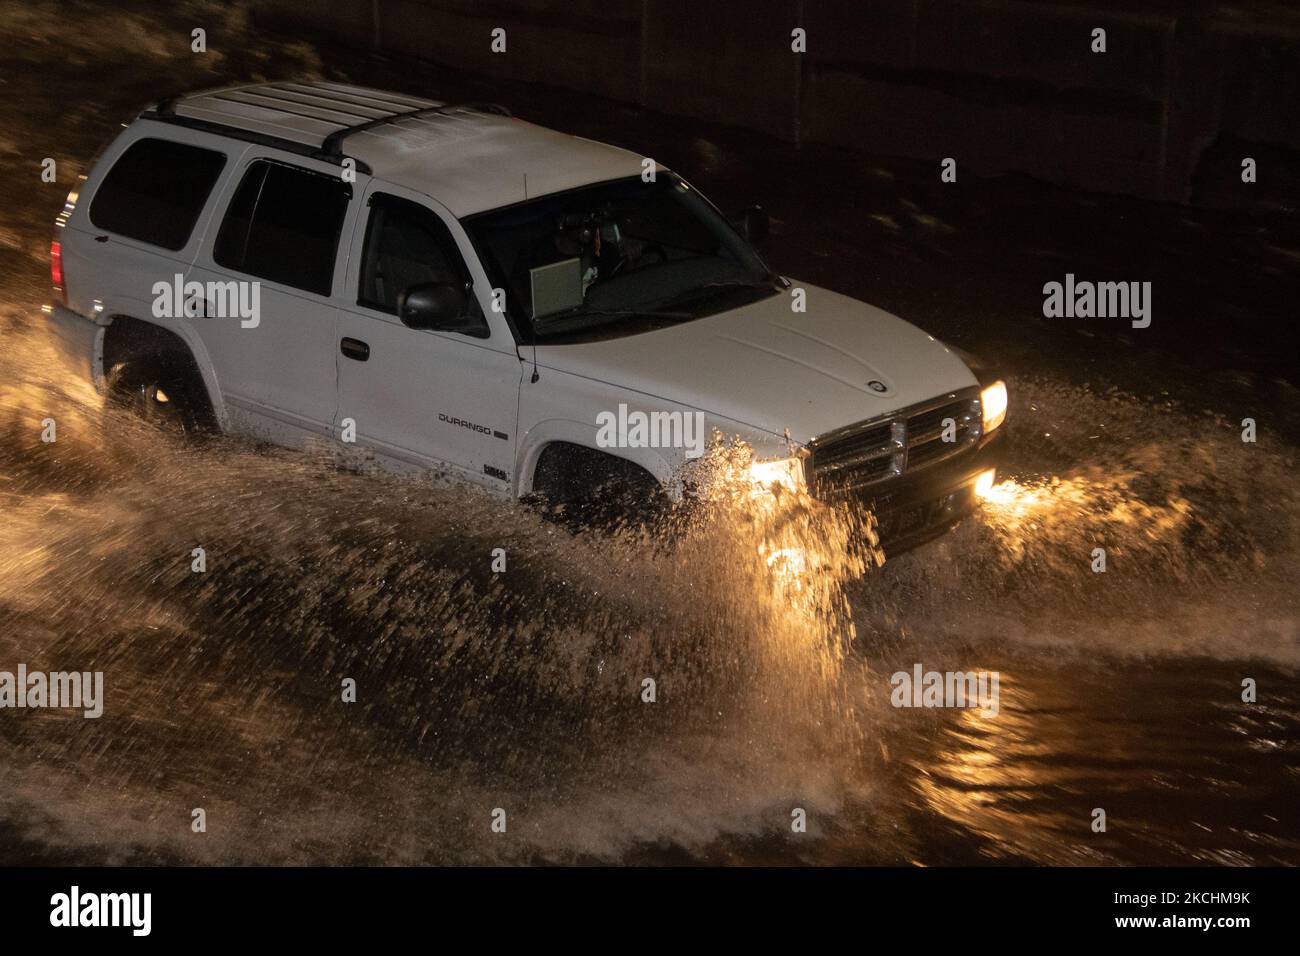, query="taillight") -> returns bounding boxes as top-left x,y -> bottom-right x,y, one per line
51,183 -> 79,307
50,239 -> 65,304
